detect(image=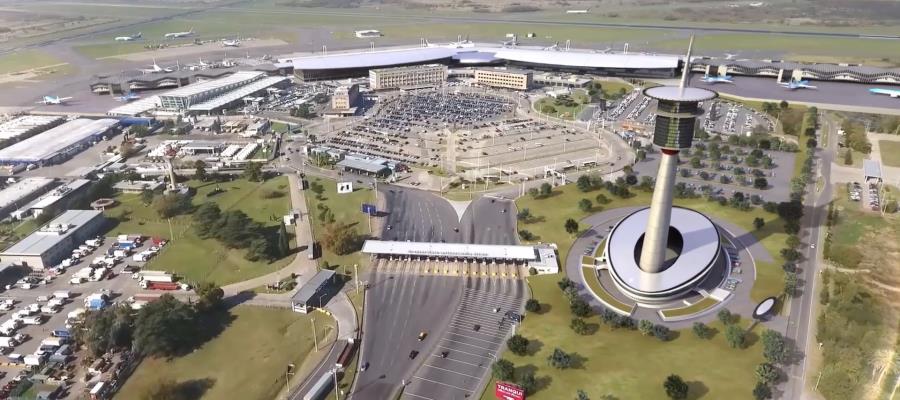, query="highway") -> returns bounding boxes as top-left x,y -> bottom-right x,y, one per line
782,112 -> 836,400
